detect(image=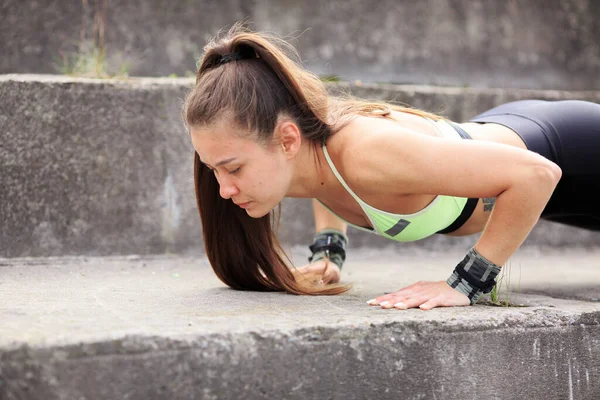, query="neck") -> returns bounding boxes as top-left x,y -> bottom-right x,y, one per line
284,139 -> 333,199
